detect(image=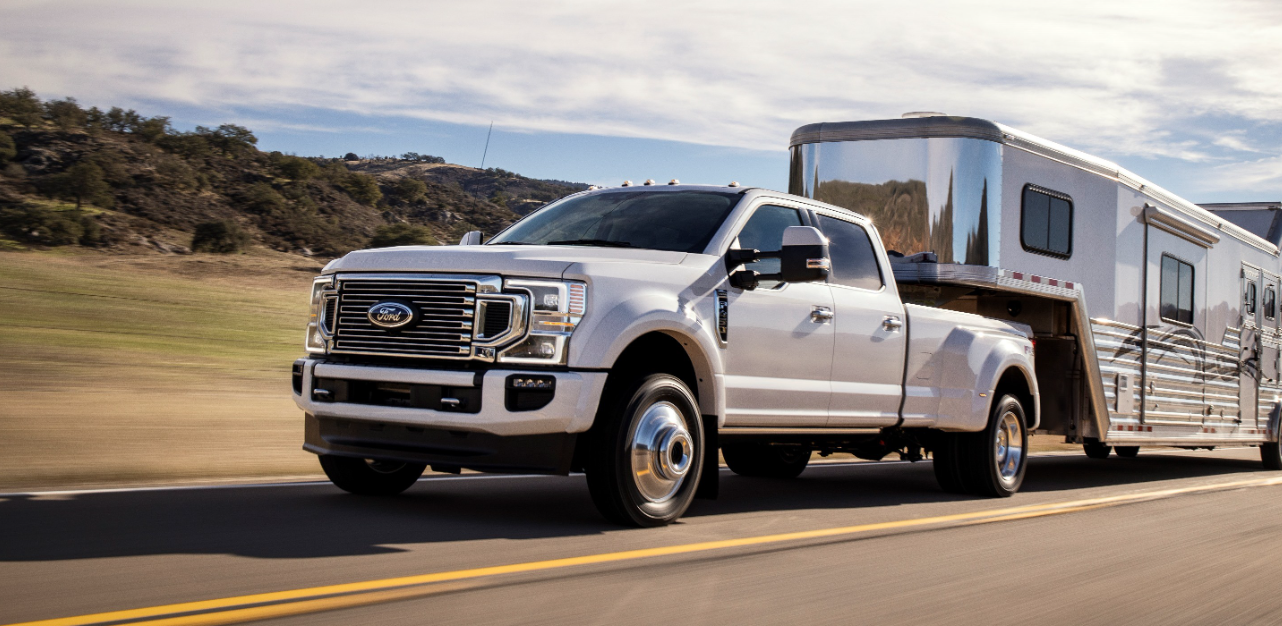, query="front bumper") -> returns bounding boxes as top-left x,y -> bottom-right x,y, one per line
291,359 -> 609,437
